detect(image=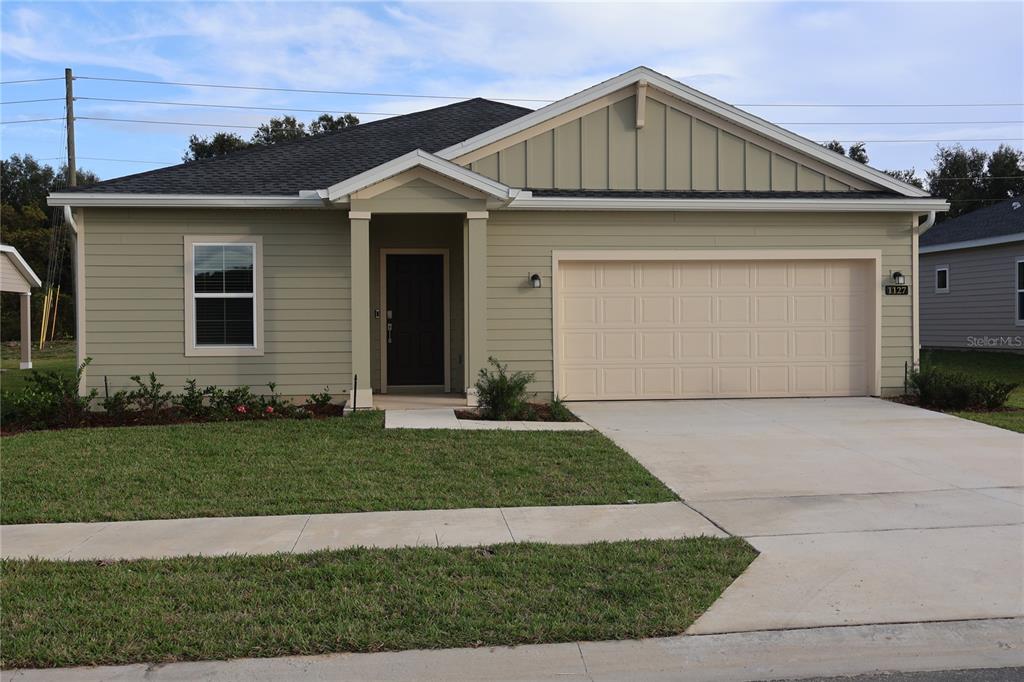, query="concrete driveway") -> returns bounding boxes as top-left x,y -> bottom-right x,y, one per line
572,398 -> 1024,634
